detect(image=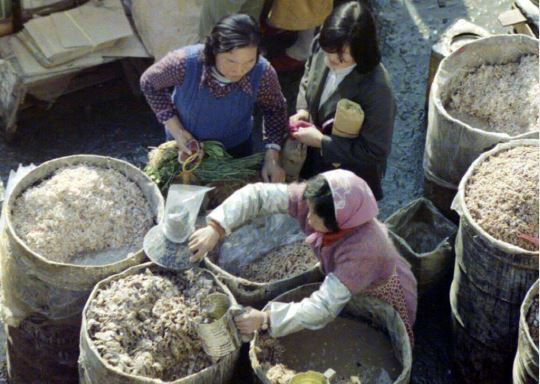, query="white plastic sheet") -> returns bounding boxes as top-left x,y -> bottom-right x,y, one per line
218,214 -> 306,274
